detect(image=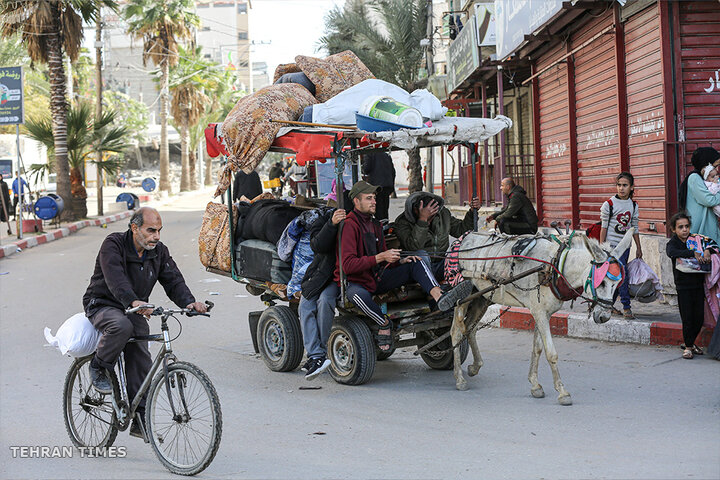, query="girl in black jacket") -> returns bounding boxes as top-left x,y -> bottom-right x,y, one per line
666,212 -> 714,359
